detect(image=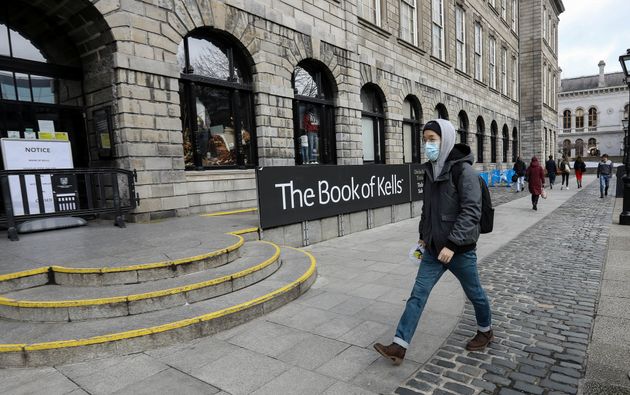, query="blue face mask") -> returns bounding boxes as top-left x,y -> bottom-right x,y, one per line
425,142 -> 440,162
